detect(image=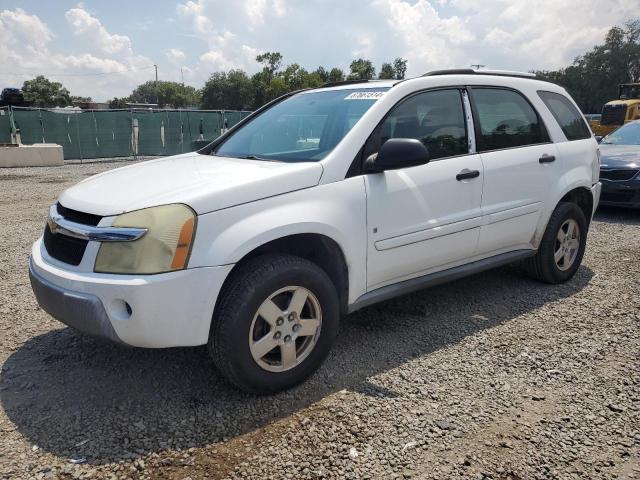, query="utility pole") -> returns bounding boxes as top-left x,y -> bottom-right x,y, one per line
181,67 -> 184,86
154,64 -> 159,107
470,64 -> 485,70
